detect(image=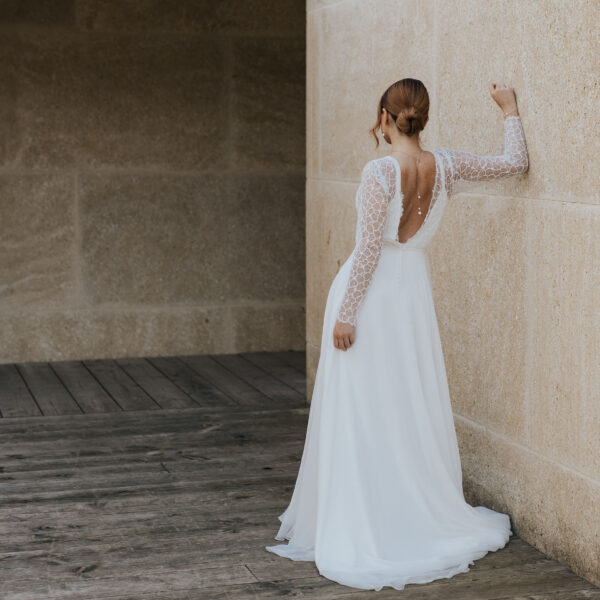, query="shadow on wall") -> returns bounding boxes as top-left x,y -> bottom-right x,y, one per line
0,0 -> 307,364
